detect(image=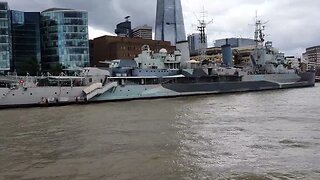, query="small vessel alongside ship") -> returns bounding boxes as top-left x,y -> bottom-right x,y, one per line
0,20 -> 316,109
